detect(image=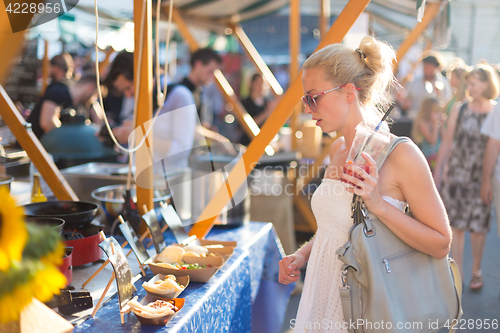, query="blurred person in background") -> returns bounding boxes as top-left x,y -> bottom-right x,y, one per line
411,97 -> 445,171
434,64 -> 500,290
49,52 -> 74,83
480,103 -> 500,239
99,51 -> 135,145
443,61 -> 469,117
238,73 -> 278,146
398,53 -> 452,119
101,49 -> 228,168
27,72 -> 98,139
